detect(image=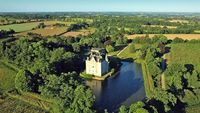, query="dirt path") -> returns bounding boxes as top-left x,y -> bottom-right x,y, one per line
117,44 -> 129,56
161,73 -> 166,90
